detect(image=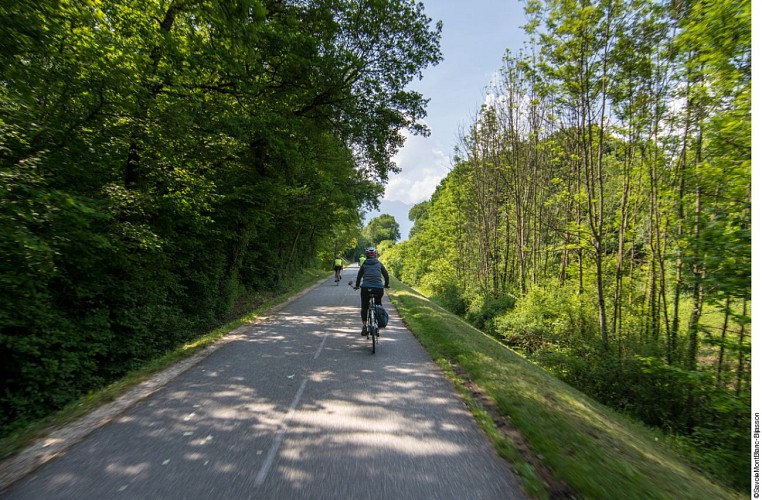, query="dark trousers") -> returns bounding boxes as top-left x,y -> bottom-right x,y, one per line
360,287 -> 384,322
